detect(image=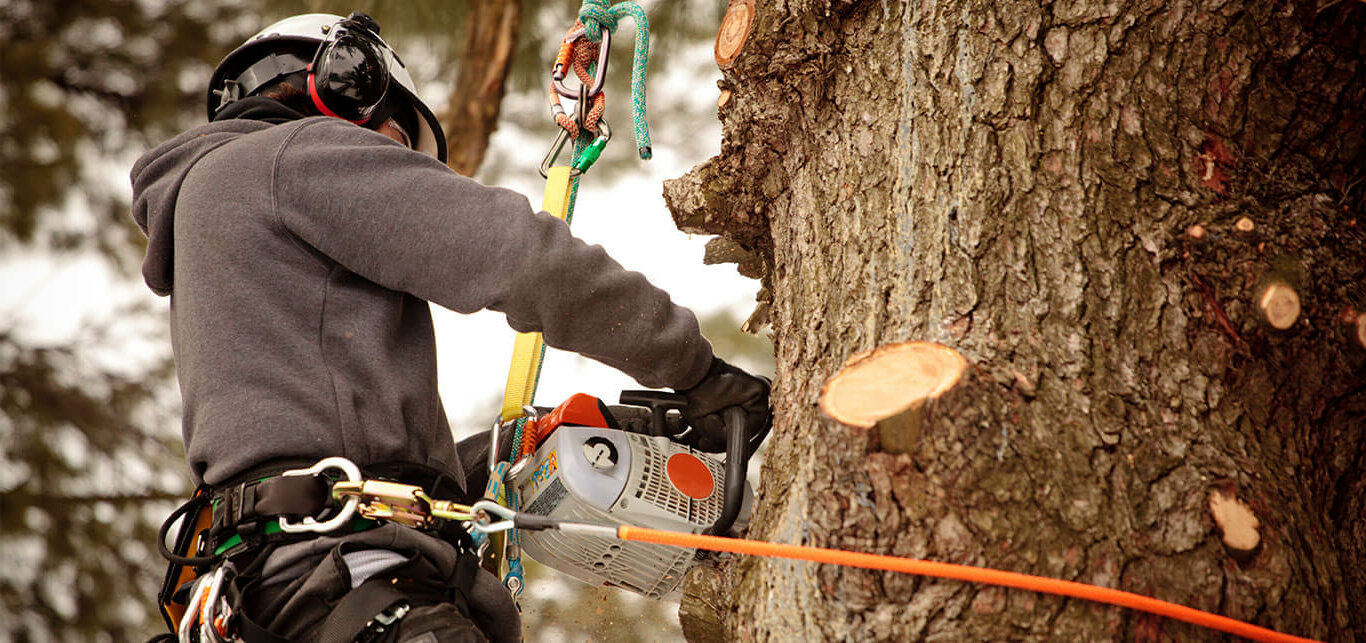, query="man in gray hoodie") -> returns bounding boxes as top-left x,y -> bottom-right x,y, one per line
133,12 -> 770,643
